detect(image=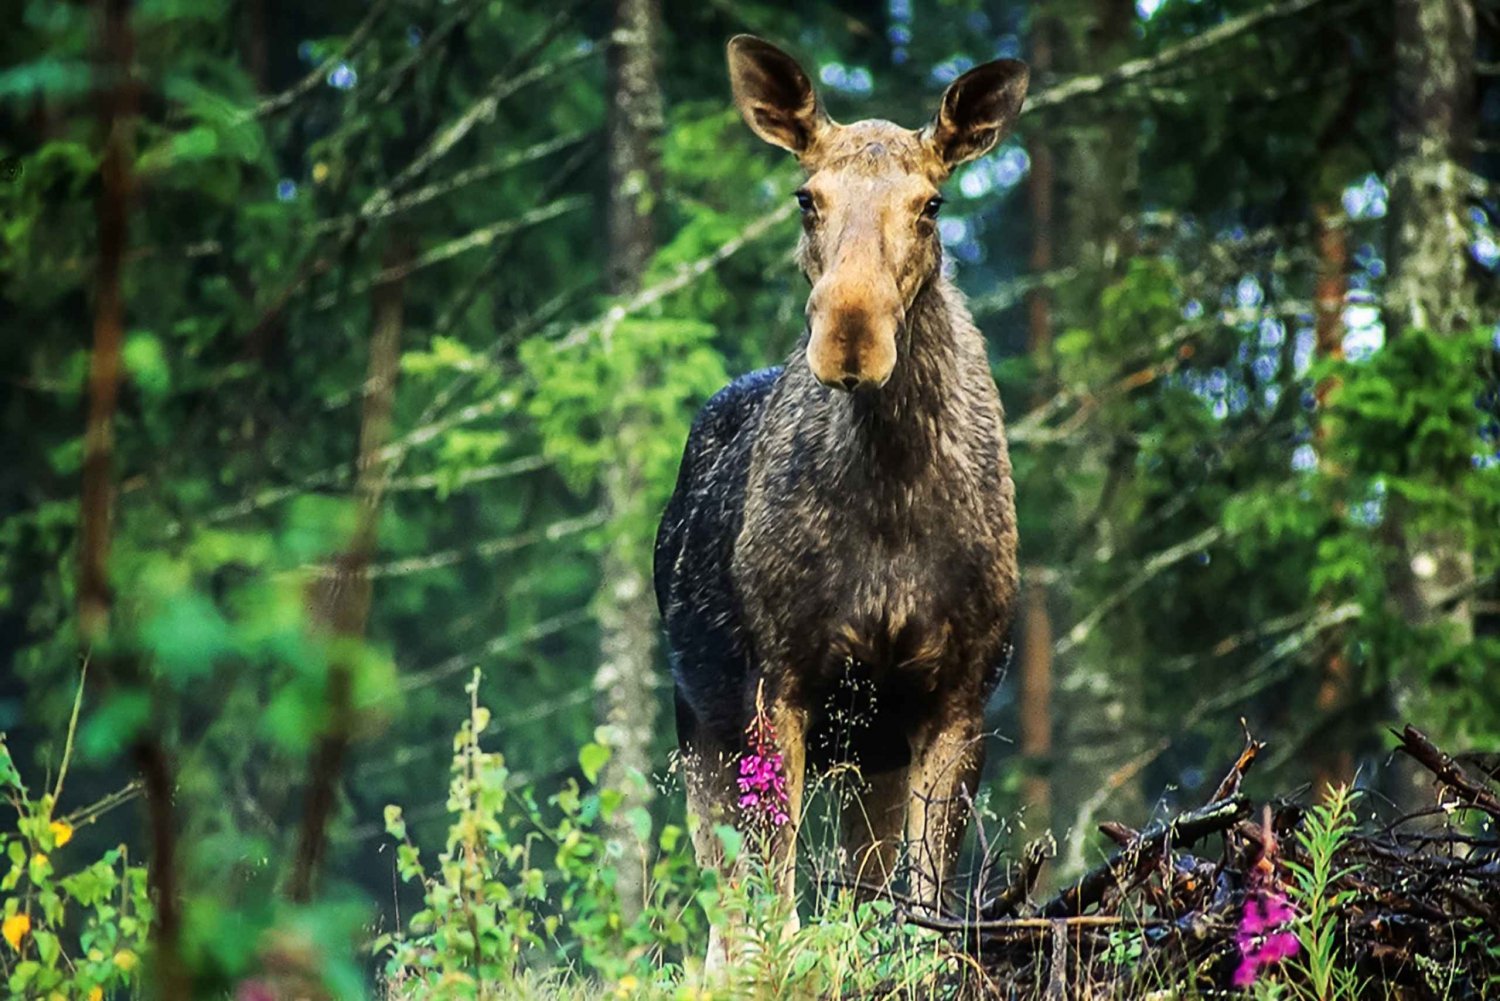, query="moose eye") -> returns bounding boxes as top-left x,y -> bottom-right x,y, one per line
921,196 -> 944,220
795,189 -> 815,214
